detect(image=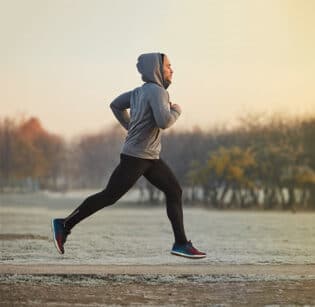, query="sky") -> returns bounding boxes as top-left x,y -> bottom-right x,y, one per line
1,0 -> 315,138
